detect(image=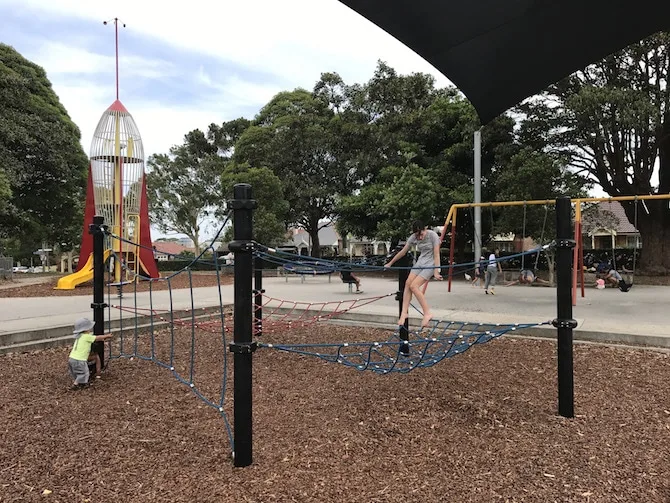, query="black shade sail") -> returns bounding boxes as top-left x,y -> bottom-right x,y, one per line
340,0 -> 670,123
